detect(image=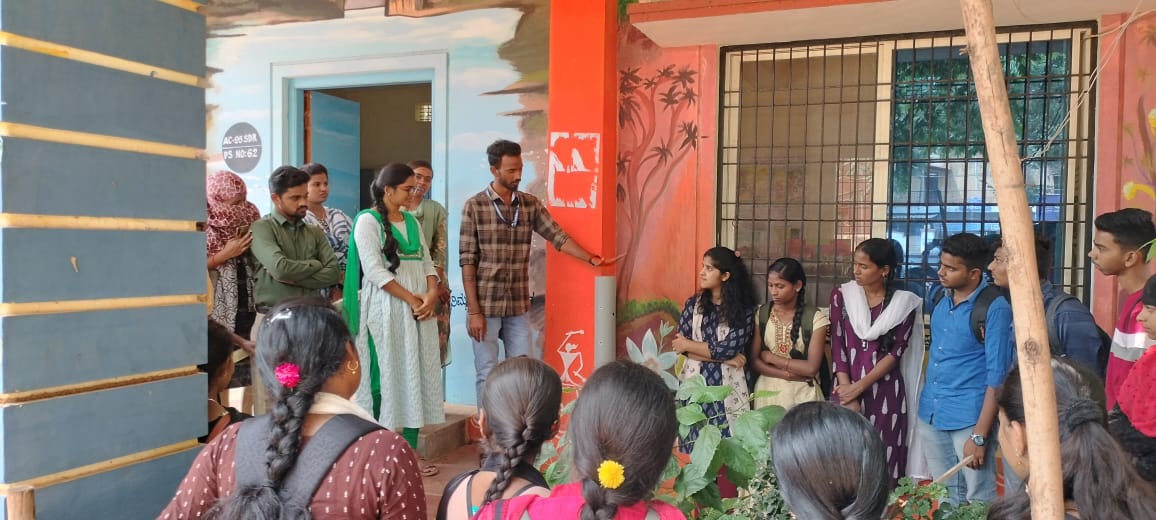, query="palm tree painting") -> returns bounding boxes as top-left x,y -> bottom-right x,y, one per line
616,62 -> 701,302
